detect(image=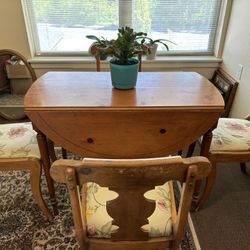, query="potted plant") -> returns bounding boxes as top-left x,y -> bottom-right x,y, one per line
141,38 -> 176,60
87,27 -> 148,90
86,36 -> 111,60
